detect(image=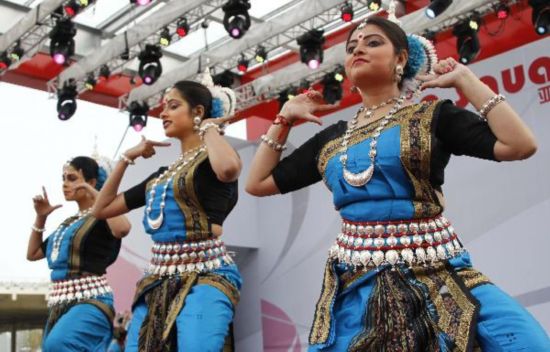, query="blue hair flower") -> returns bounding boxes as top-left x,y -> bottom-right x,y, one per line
404,35 -> 426,79
96,166 -> 108,190
210,97 -> 224,118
